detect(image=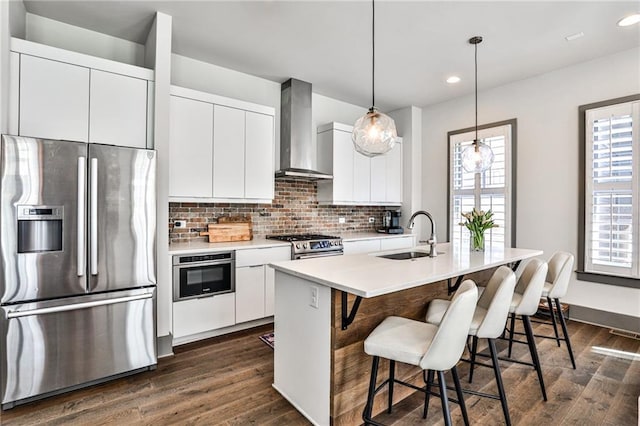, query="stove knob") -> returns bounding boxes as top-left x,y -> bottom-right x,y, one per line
303,243 -> 309,249
330,241 -> 335,246
296,243 -> 301,249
